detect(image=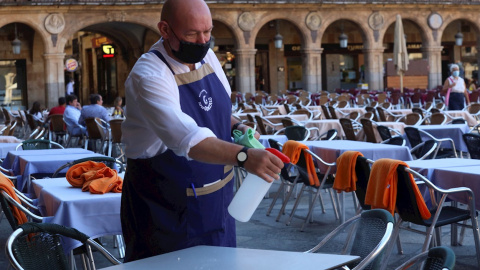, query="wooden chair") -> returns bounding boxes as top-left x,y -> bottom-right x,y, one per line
46,114 -> 67,145
84,117 -> 110,154
109,119 -> 124,161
